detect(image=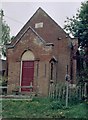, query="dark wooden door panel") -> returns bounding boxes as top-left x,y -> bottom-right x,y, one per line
21,61 -> 34,92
